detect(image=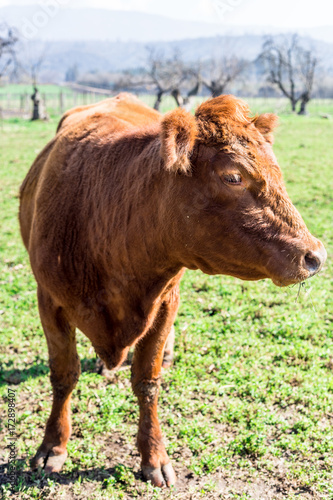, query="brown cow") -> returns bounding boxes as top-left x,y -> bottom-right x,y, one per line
19,93 -> 326,487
